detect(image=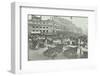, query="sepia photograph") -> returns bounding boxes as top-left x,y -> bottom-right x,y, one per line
28,15 -> 88,61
